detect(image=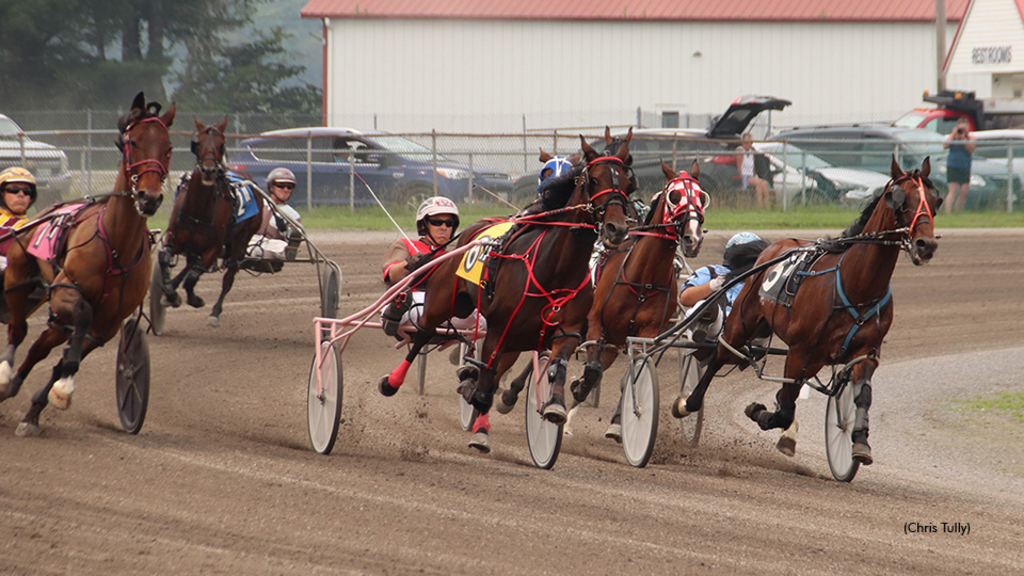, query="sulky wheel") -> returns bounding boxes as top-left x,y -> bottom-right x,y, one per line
115,317 -> 151,434
148,264 -> 166,336
677,351 -> 705,447
825,381 -> 860,482
307,342 -> 343,455
621,353 -> 659,468
320,264 -> 341,320
525,353 -> 562,469
457,342 -> 479,431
